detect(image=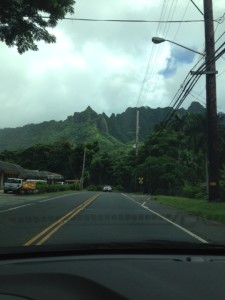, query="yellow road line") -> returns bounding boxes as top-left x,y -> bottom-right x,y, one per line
36,196 -> 96,245
23,194 -> 100,246
23,201 -> 87,246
